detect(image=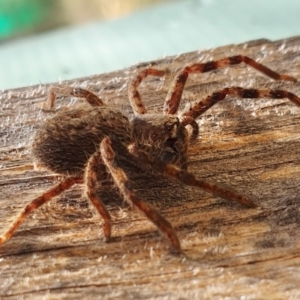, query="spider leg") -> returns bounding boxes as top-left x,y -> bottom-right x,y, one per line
84,149 -> 112,242
100,137 -> 182,253
180,116 -> 199,143
181,87 -> 300,120
45,85 -> 104,110
164,55 -> 297,115
128,68 -> 166,115
131,148 -> 257,209
0,177 -> 82,245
